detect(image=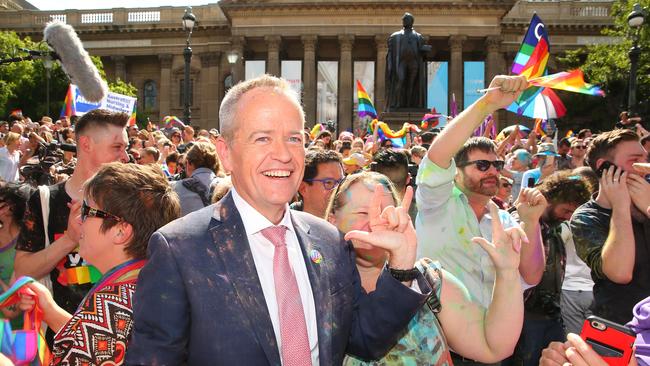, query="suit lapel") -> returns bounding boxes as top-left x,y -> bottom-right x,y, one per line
209,193 -> 281,366
292,213 -> 332,366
